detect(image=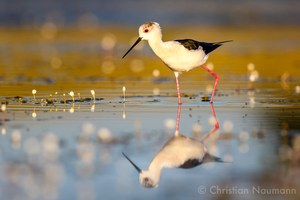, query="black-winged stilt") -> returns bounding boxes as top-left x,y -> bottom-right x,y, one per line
122,104 -> 227,188
122,22 -> 232,104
